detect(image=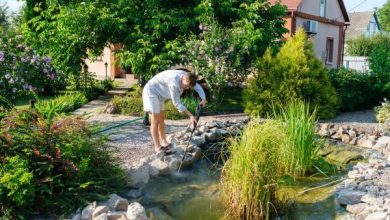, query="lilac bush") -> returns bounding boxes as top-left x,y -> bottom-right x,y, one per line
0,35 -> 63,101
